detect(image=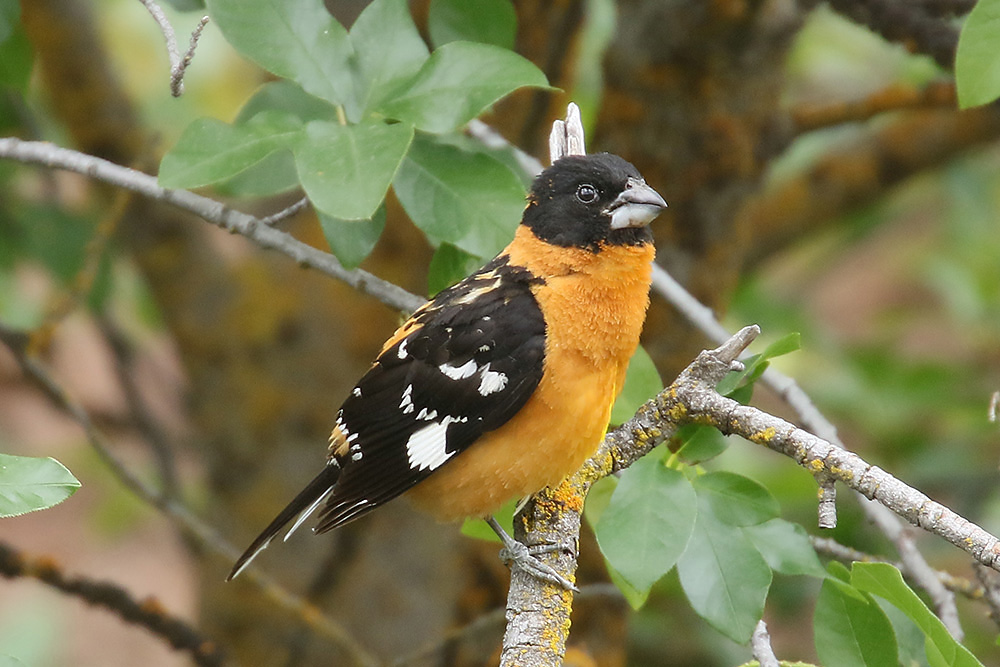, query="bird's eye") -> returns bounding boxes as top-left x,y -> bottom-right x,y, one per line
576,184 -> 599,204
